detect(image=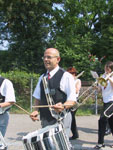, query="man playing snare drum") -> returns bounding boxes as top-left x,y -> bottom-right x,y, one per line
30,48 -> 77,137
